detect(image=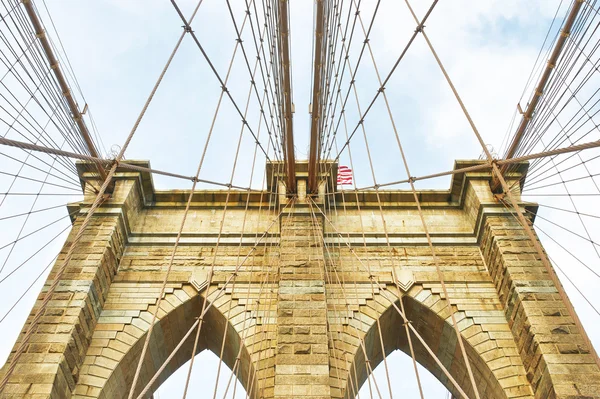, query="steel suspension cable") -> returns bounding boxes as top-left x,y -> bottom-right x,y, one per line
319,0 -> 383,167
318,0 -> 354,164
505,0 -> 598,166
537,202 -> 600,219
496,198 -> 600,317
38,0 -> 107,155
0,0 -> 198,390
552,258 -> 600,316
310,198 -> 472,399
340,1 -> 478,394
526,212 -> 600,280
0,210 -> 77,287
321,0 -> 440,182
522,82 -> 600,184
244,0 -> 284,161
0,68 -> 81,204
330,132 -> 383,399
257,0 -> 285,161
181,19 -> 268,396
220,140 -> 281,399
0,138 -> 71,276
337,76 -> 415,399
346,4 -> 432,392
0,252 -> 60,323
226,0 -> 285,163
313,164 -> 392,399
228,36 -> 291,399
0,150 -> 80,188
308,199 -> 385,399
318,0 -> 359,159
243,190 -> 292,399
523,150 -> 600,189
526,210 -> 600,254
133,201 -> 293,399
127,1 -> 261,395
0,135 -> 273,192
400,0 -> 600,371
509,6 -> 600,180
324,174 -> 363,399
305,201 -> 355,398
0,2 -> 92,158
0,67 -> 79,176
169,0 -> 275,163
